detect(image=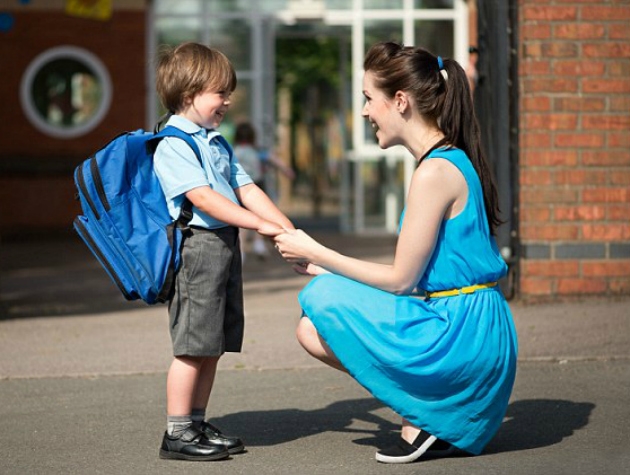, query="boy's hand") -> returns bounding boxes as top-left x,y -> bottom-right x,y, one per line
257,221 -> 284,237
